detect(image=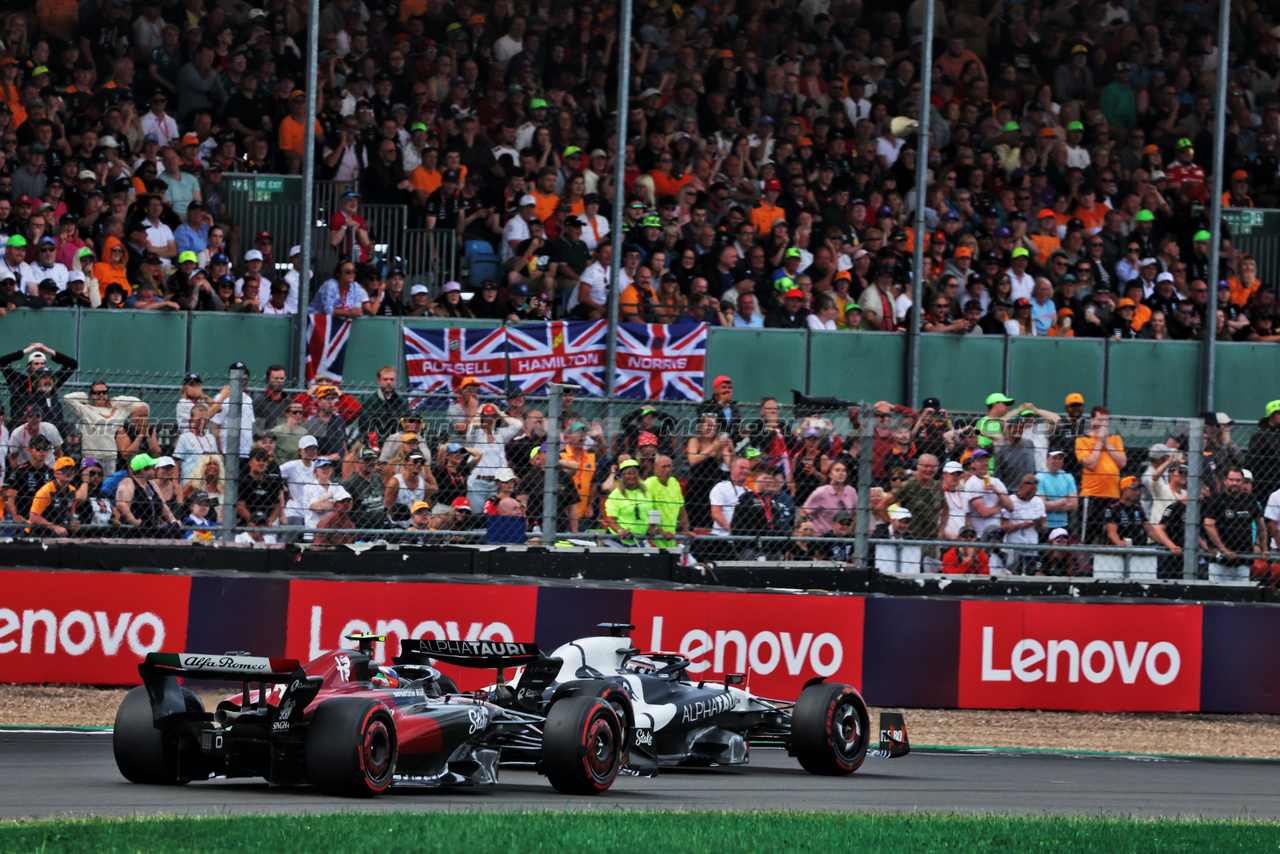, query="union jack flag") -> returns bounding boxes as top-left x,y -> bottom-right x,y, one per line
403,325 -> 508,395
305,314 -> 352,383
505,320 -> 608,395
612,322 -> 708,401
